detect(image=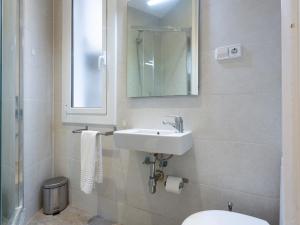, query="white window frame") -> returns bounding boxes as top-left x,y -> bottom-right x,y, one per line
62,0 -> 117,125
